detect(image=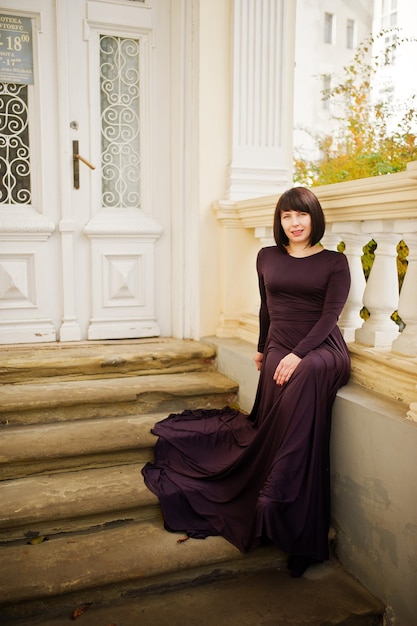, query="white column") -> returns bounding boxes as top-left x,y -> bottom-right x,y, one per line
392,233 -> 417,357
228,0 -> 296,200
355,230 -> 400,347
